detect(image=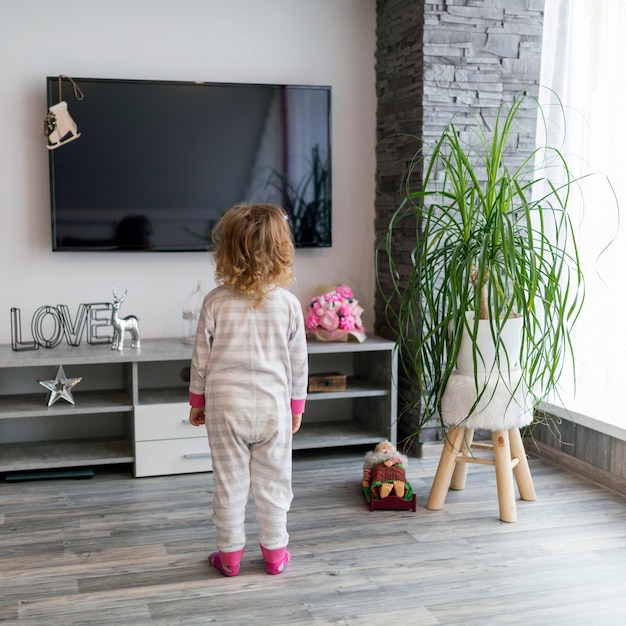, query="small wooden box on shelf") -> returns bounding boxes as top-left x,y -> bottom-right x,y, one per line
308,372 -> 347,392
